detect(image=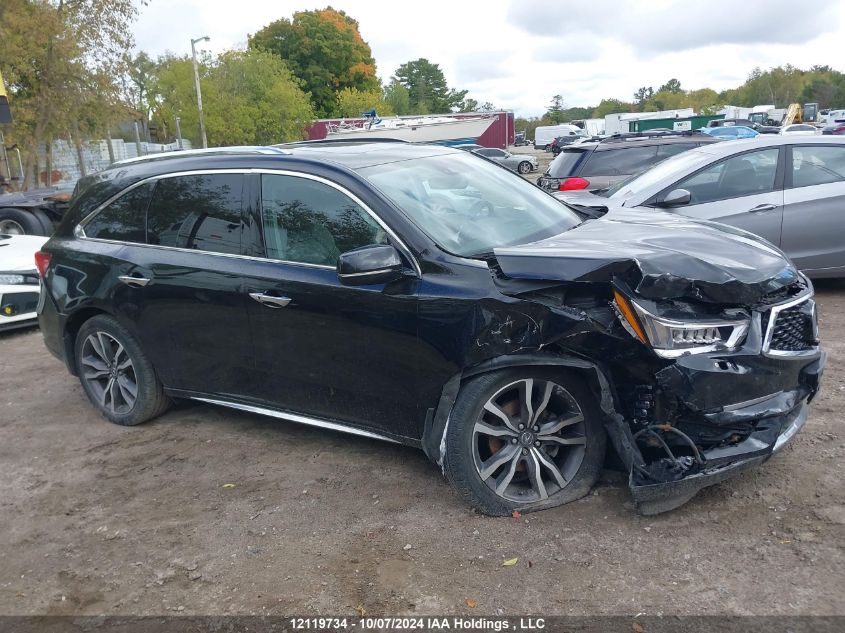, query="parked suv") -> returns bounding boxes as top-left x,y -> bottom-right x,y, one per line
538,132 -> 719,192
37,142 -> 824,516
